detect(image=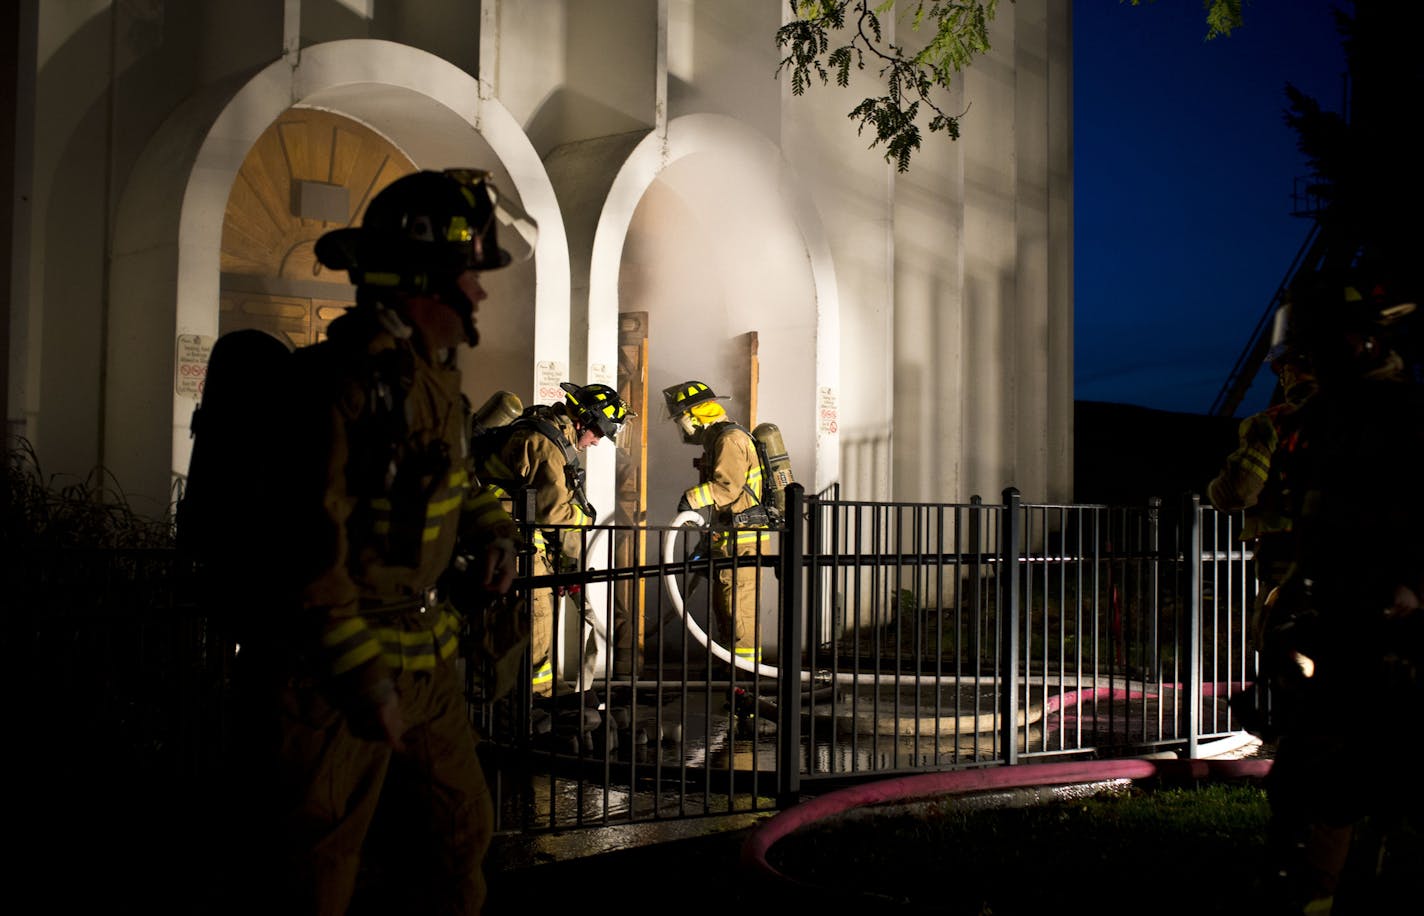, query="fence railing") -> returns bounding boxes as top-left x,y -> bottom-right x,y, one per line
17,485 -> 1260,837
